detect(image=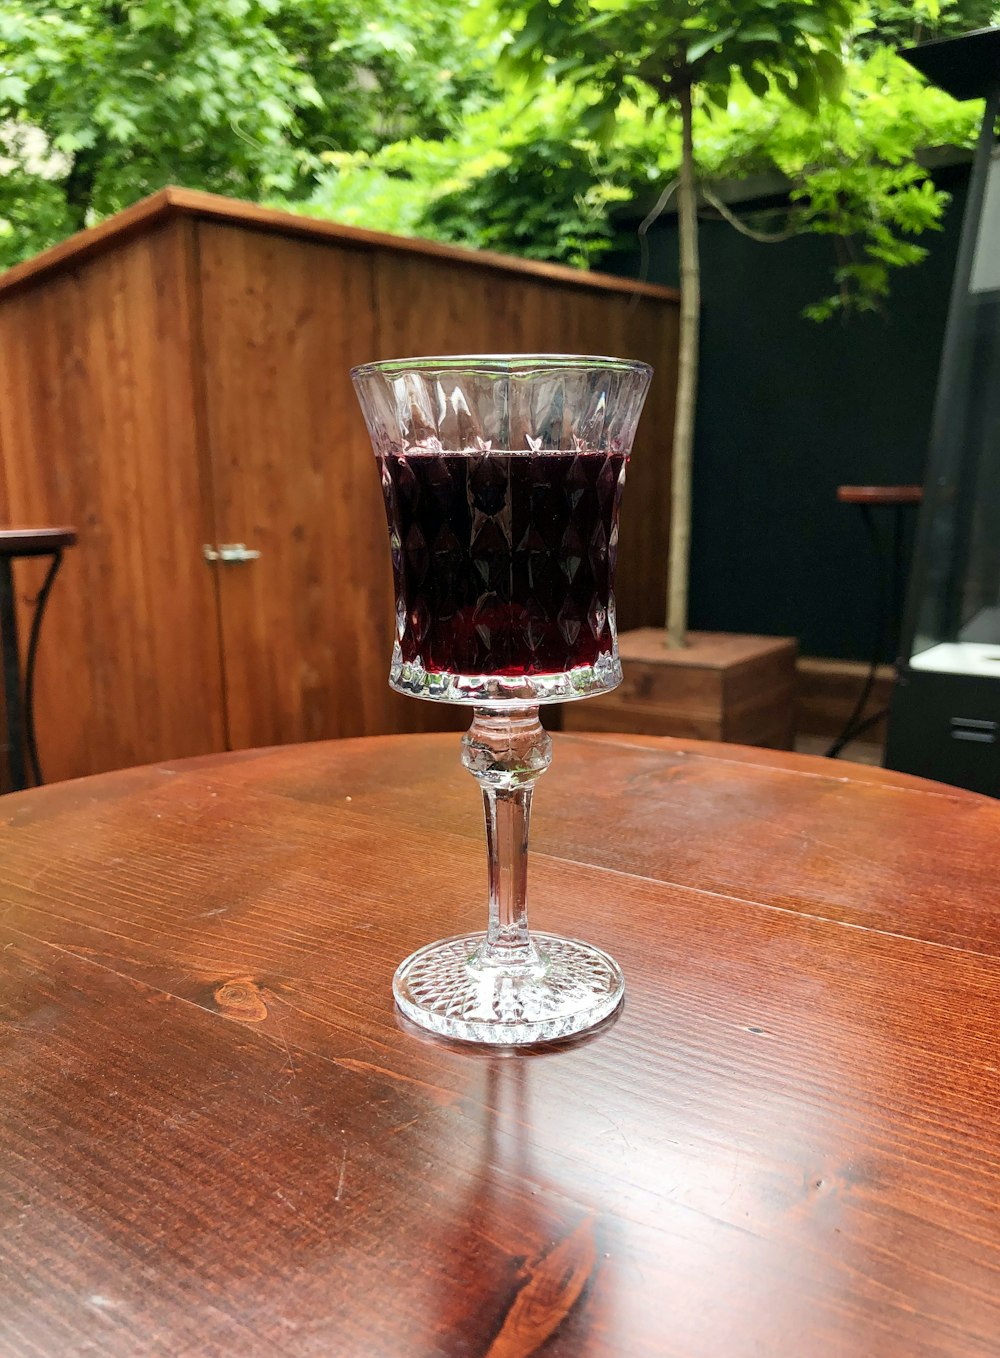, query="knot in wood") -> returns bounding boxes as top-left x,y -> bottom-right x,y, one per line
213,977 -> 268,1022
